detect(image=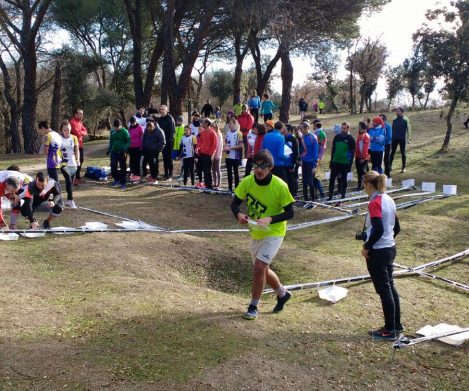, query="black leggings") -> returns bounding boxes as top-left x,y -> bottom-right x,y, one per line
245,158 -> 253,176
302,162 -> 316,201
60,166 -> 75,201
328,162 -> 349,199
182,157 -> 195,185
355,159 -> 369,188
390,138 -> 406,170
226,158 -> 240,191
370,151 -> 384,174
110,151 -> 127,185
384,144 -> 391,177
199,154 -> 213,188
162,141 -> 174,178
366,247 -> 401,332
128,147 -> 141,176
142,151 -> 159,179
76,147 -> 84,179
